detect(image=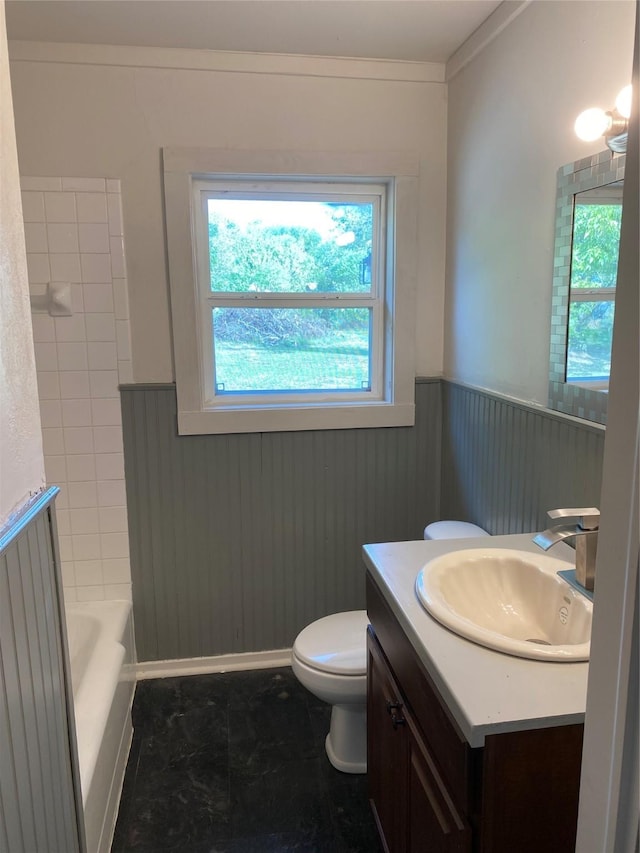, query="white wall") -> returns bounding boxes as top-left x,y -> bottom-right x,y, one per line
445,0 -> 635,405
0,4 -> 44,527
8,46 -> 448,383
